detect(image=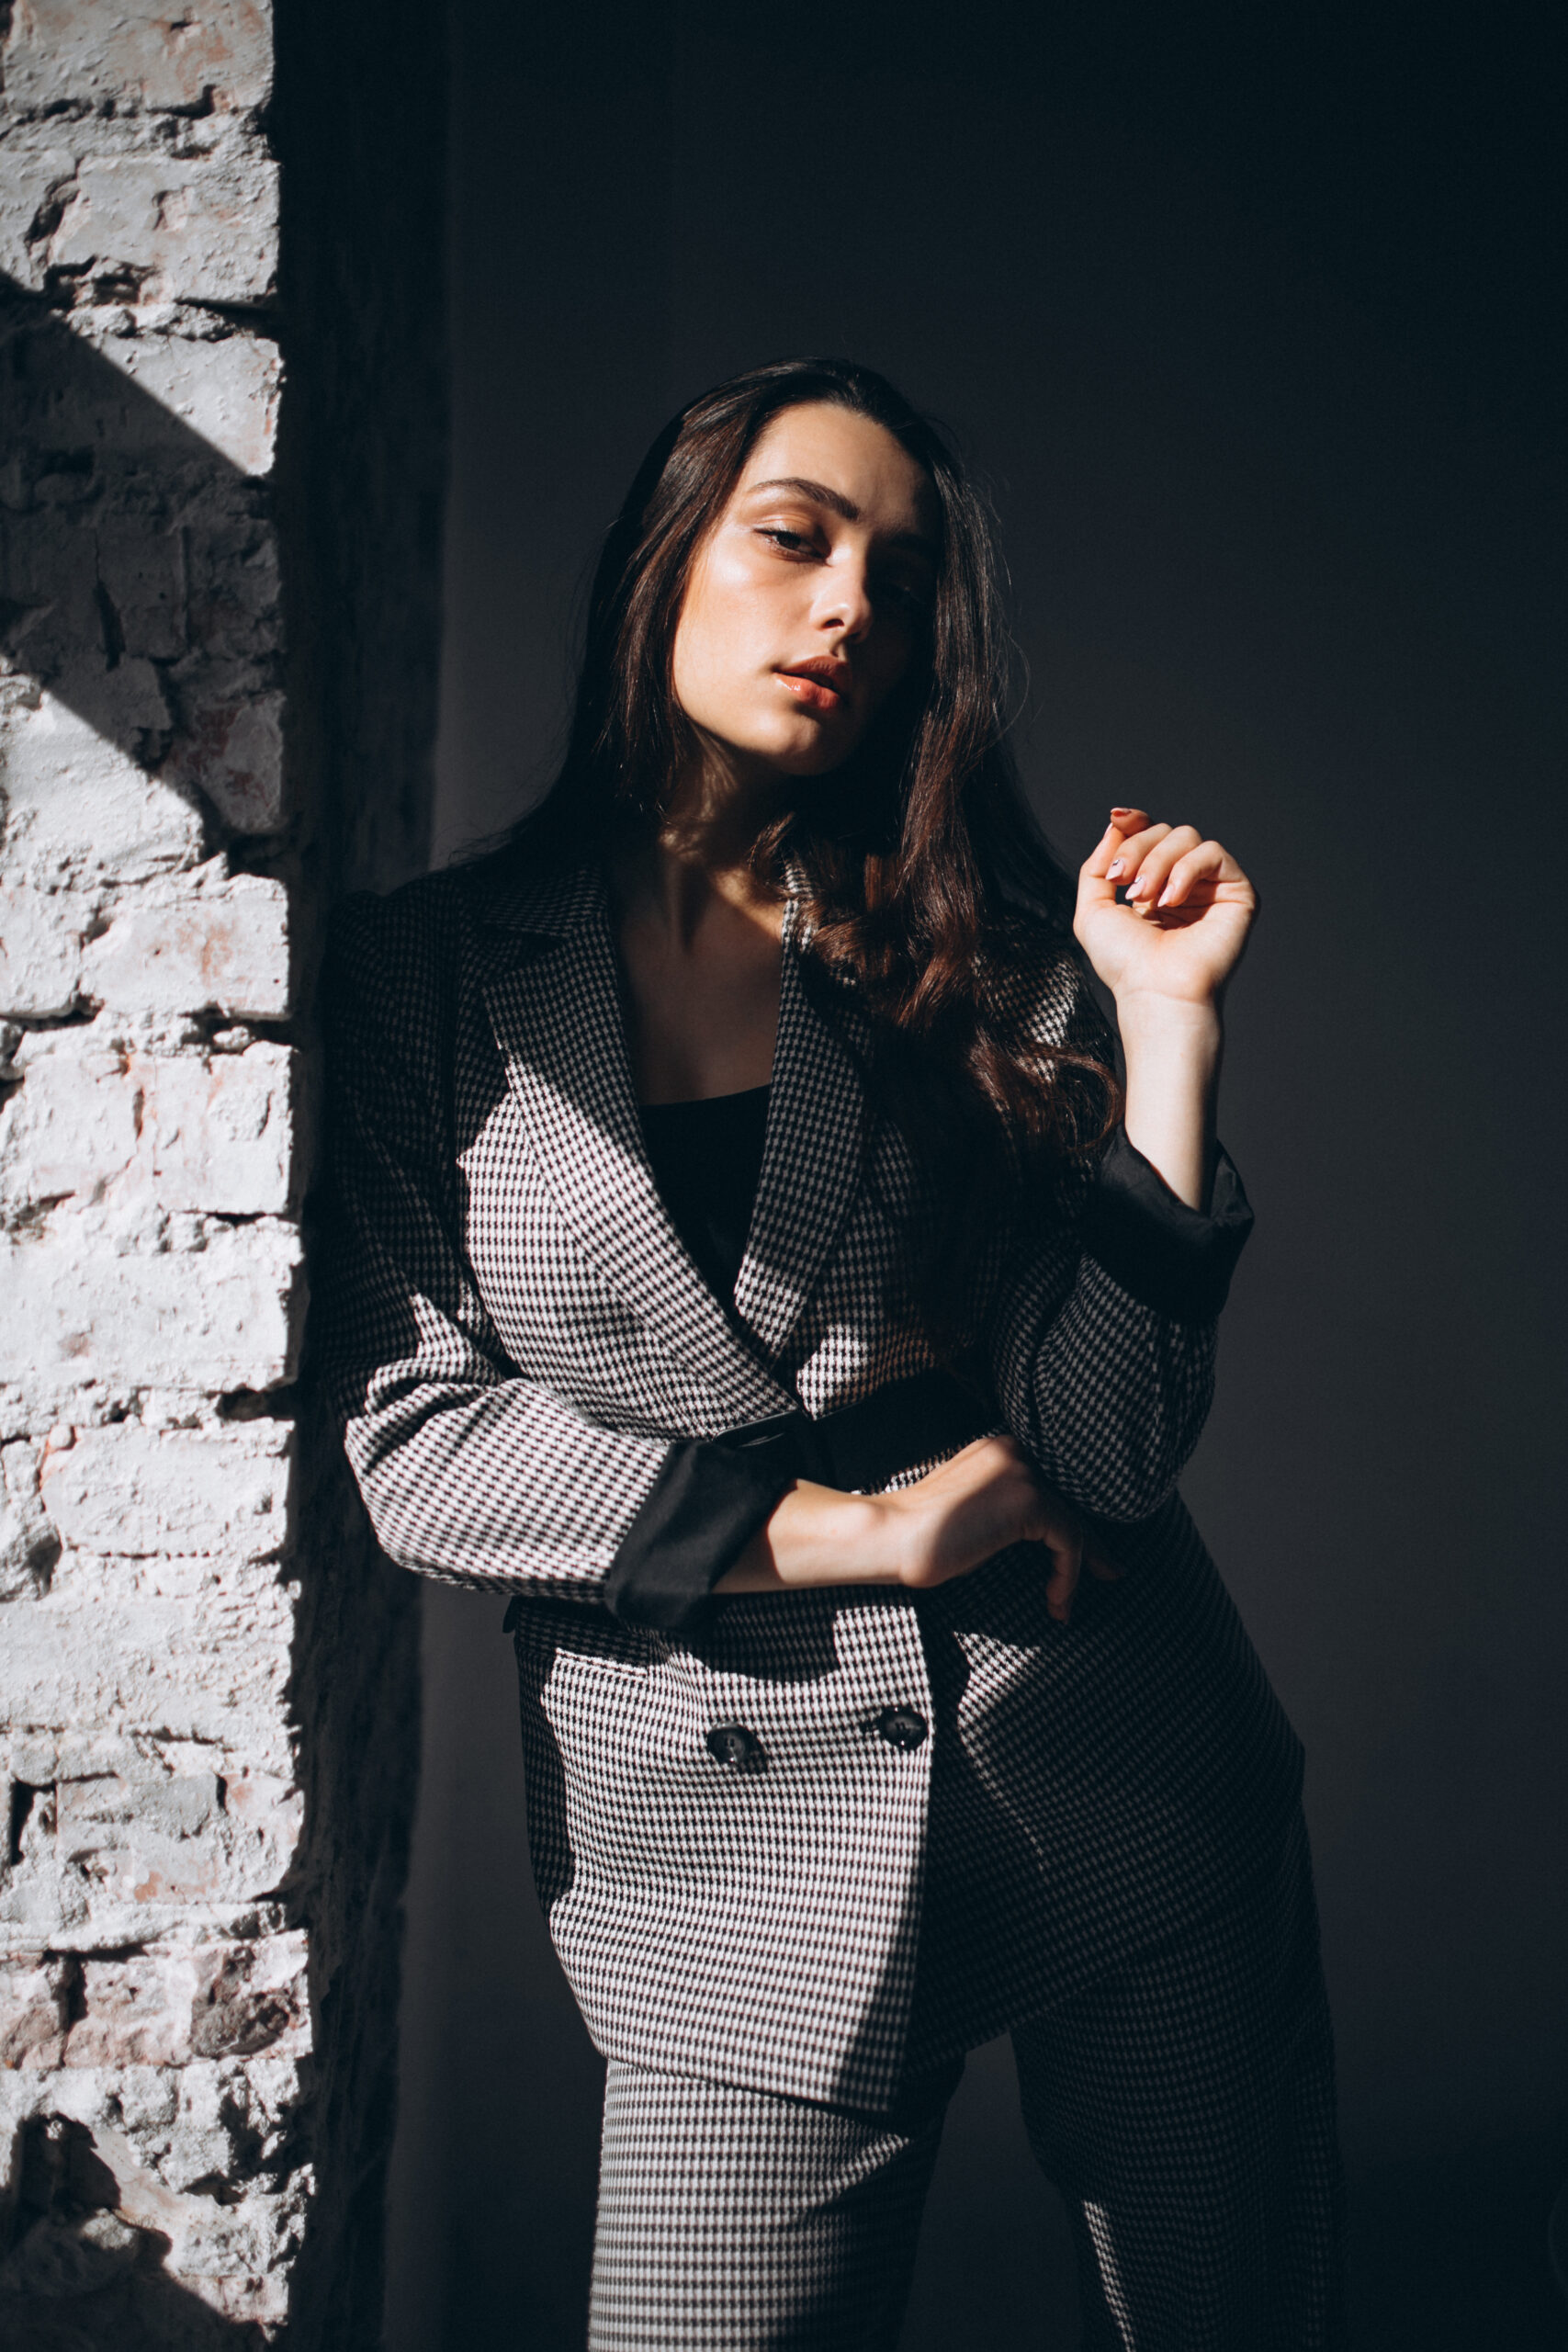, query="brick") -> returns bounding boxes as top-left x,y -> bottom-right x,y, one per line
0,881 -> 88,1016
0,1215 -> 303,1388
0,690 -> 206,888
181,517 -> 283,662
0,1035 -> 296,1215
2,0 -> 274,119
92,322 -> 281,478
141,1041 -> 295,1213
64,1934 -> 310,2067
95,518 -> 187,662
42,1420 -> 291,1555
0,303 -> 276,475
164,676 -> 285,834
0,1040 -> 140,1204
0,1956 -> 70,2069
0,1736 -> 304,1956
81,869 -> 289,1019
41,1765 -> 303,1939
0,1566 -> 296,1762
0,2056 -> 308,2196
48,142 -> 280,308
0,130 -> 78,291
